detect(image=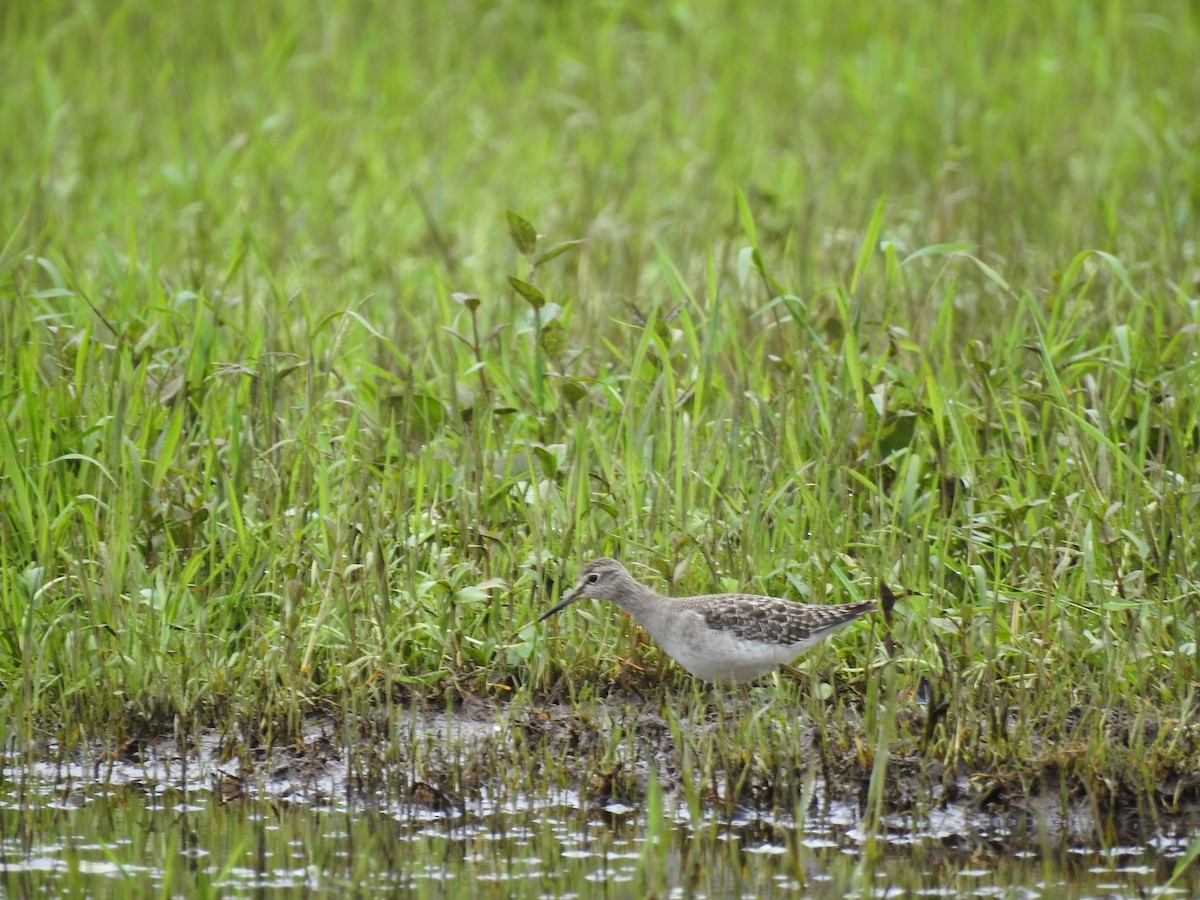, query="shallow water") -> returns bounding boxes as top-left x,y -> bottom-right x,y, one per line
2,740 -> 1197,898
